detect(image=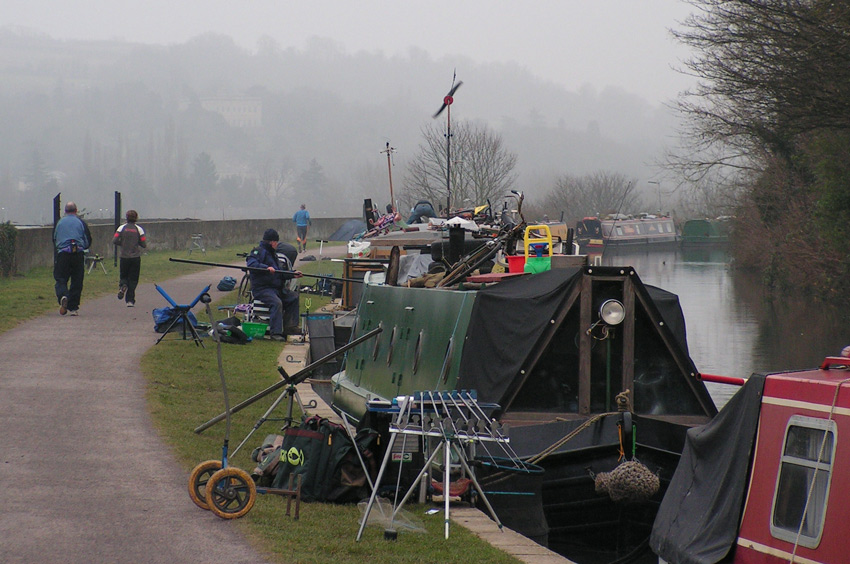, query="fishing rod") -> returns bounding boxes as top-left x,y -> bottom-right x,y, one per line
169,257 -> 363,283
194,326 -> 383,433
